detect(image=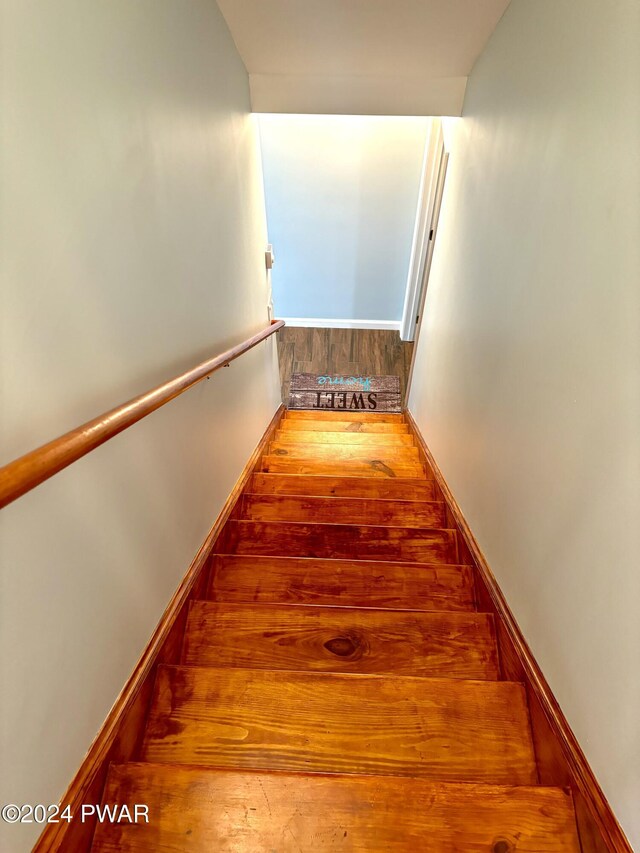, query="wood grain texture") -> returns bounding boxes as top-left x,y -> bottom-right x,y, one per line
274,429 -> 415,446
405,410 -> 633,852
249,472 -> 437,500
290,373 -> 401,393
218,520 -> 458,564
288,373 -> 402,414
182,602 -> 499,679
0,320 -> 285,509
289,389 -> 402,413
92,764 -> 581,852
280,419 -> 410,433
142,666 -> 538,784
277,327 -> 414,406
33,405 -> 287,852
261,456 -> 426,478
237,493 -> 447,528
285,410 -> 404,423
269,442 -> 421,463
209,554 -> 476,612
